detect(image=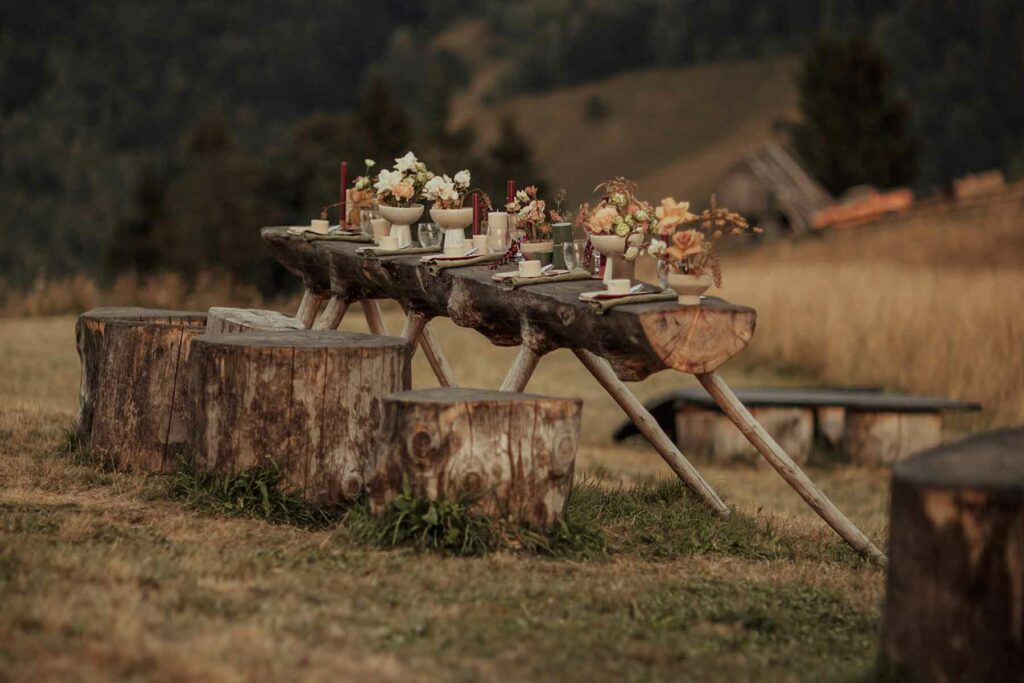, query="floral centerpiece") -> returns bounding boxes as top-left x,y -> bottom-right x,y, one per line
575,178 -> 660,281
374,151 -> 433,208
509,185 -> 554,260
346,158 -> 377,226
423,169 -> 476,236
373,151 -> 434,247
648,195 -> 760,303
